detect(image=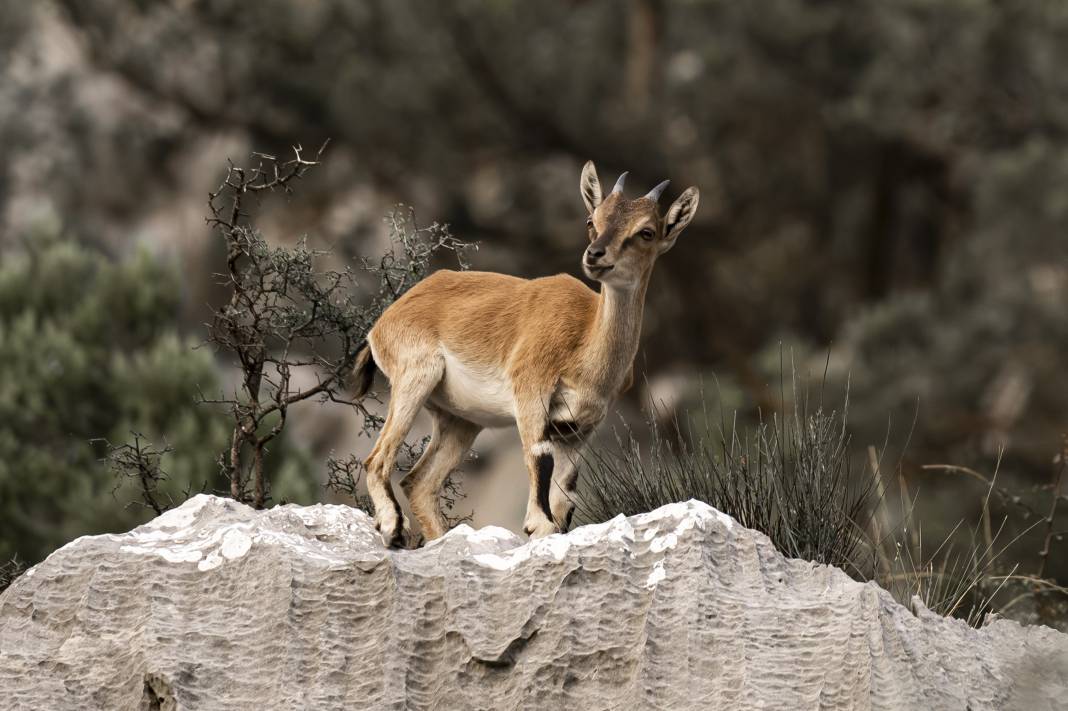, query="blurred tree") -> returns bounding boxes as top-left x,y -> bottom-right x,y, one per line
16,0 -> 1062,370
0,229 -> 317,564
